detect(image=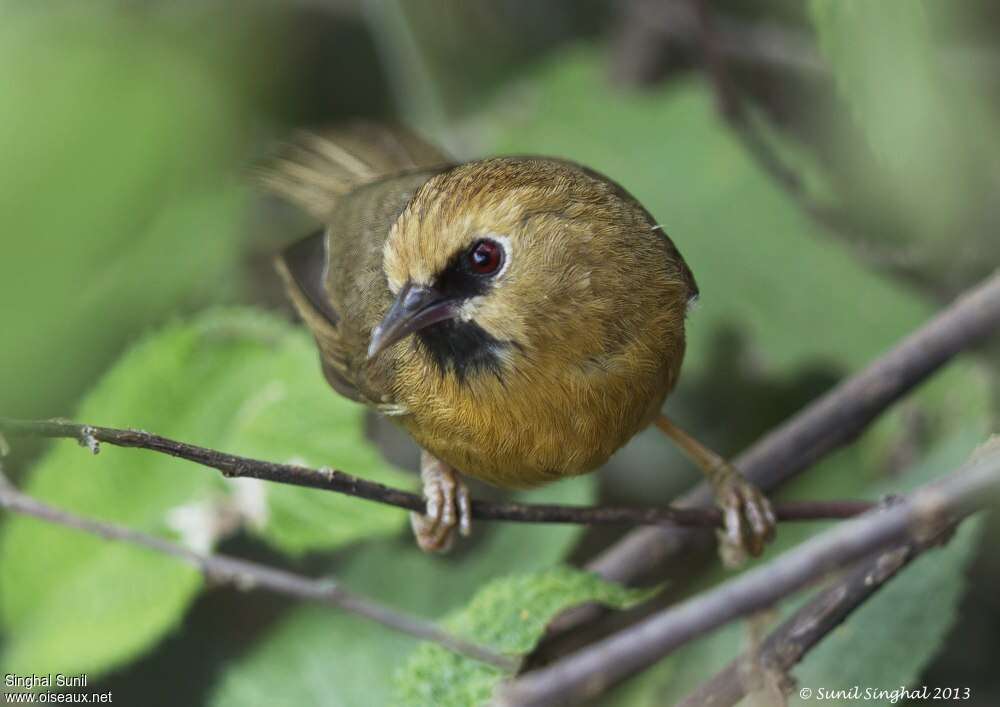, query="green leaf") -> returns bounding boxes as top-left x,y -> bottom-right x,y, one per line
208,607 -> 405,707
205,317 -> 416,556
809,1 -> 943,179
0,7 -> 256,421
208,475 -> 595,707
0,309 -> 413,680
393,567 -> 648,706
806,0 -> 998,261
